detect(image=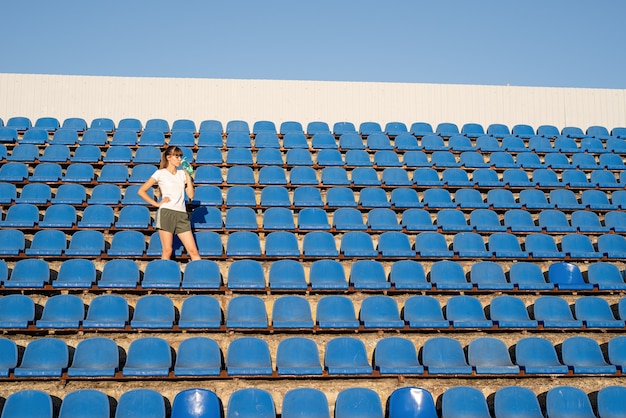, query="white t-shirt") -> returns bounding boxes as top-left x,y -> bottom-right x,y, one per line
151,168 -> 188,213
